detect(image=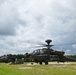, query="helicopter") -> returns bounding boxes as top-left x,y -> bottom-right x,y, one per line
25,39 -> 69,65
